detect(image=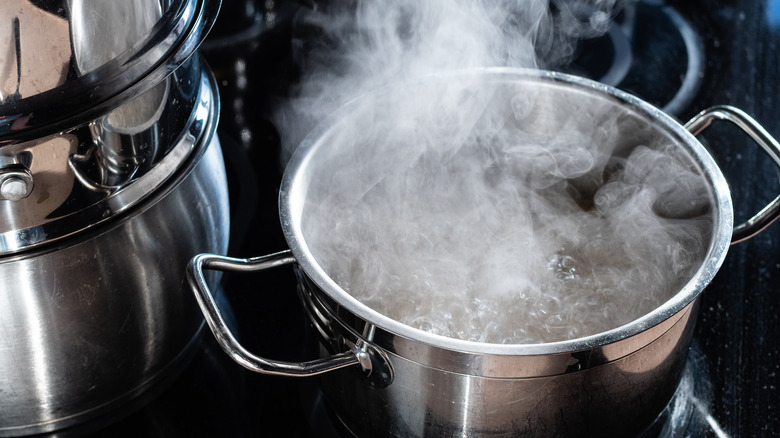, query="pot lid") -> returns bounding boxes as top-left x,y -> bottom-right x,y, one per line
0,0 -> 221,255
0,0 -> 220,144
